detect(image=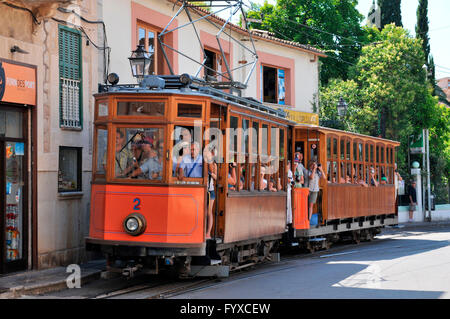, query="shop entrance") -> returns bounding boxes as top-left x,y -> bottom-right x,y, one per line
0,106 -> 28,273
